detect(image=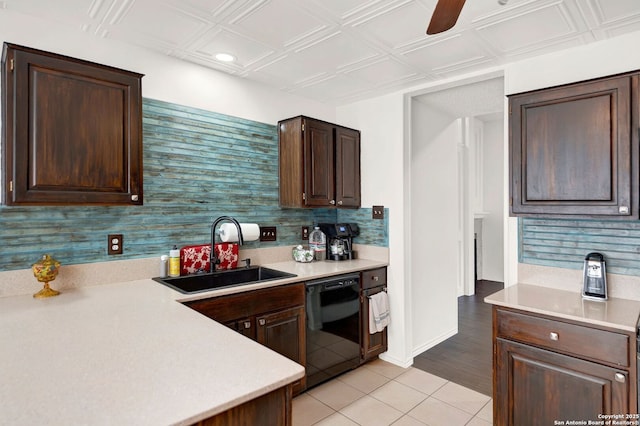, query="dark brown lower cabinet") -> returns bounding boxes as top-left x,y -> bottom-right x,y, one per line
184,283 -> 306,394
256,306 -> 306,395
360,267 -> 388,362
257,307 -> 305,368
496,339 -> 628,425
194,384 -> 292,426
360,285 -> 388,361
493,306 -> 635,425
